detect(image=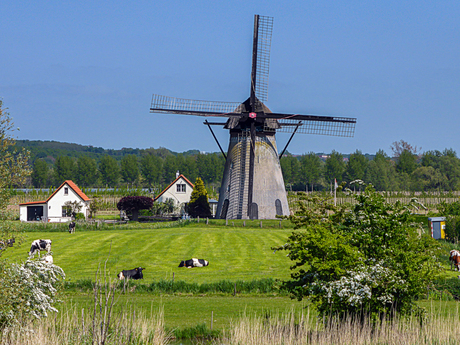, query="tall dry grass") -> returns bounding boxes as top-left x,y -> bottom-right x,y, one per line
0,307 -> 171,345
222,308 -> 460,345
